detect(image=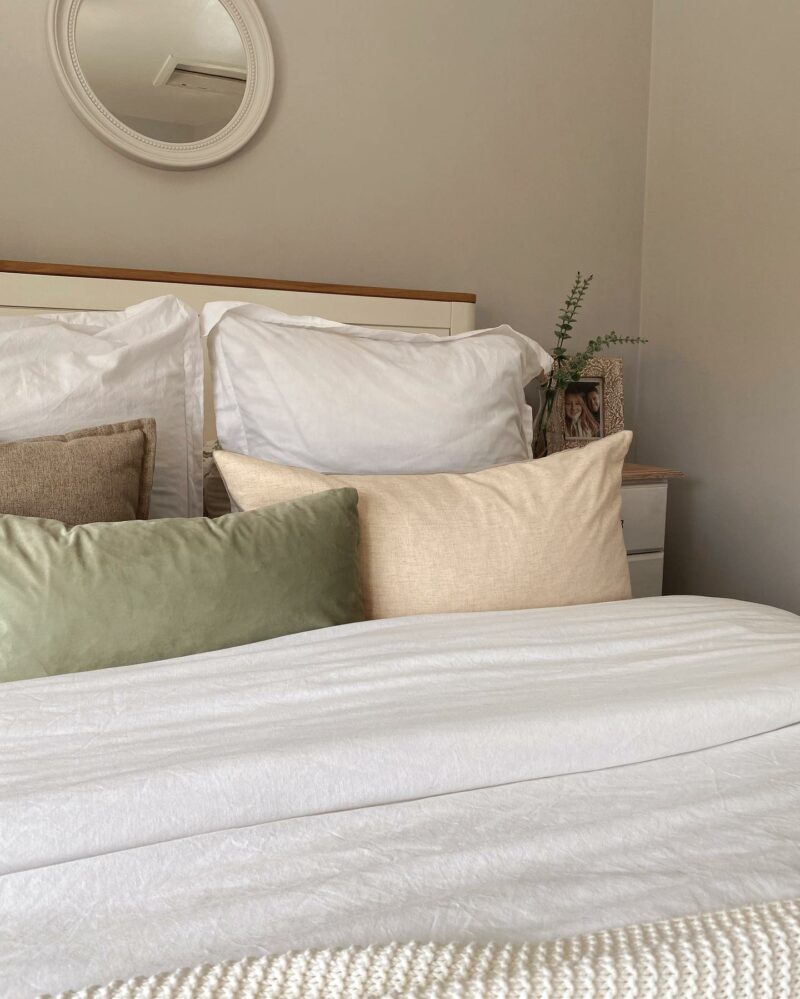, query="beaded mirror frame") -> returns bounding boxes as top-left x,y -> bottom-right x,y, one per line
47,0 -> 275,170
